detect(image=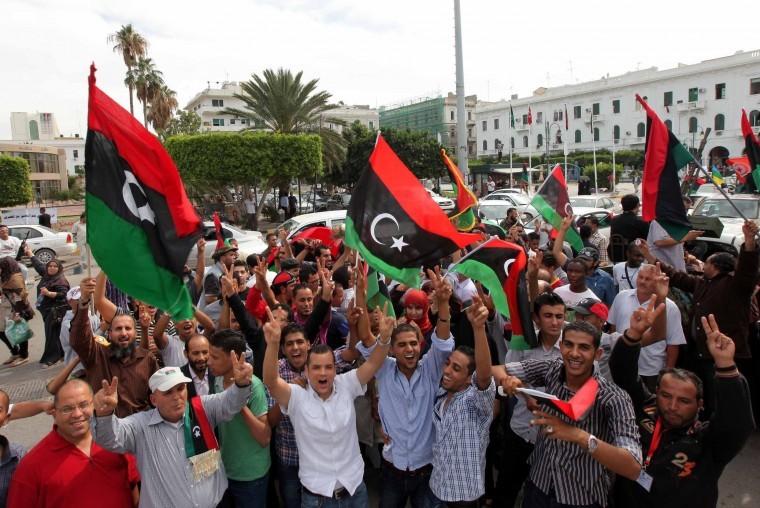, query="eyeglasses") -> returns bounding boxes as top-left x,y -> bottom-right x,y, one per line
56,400 -> 92,415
